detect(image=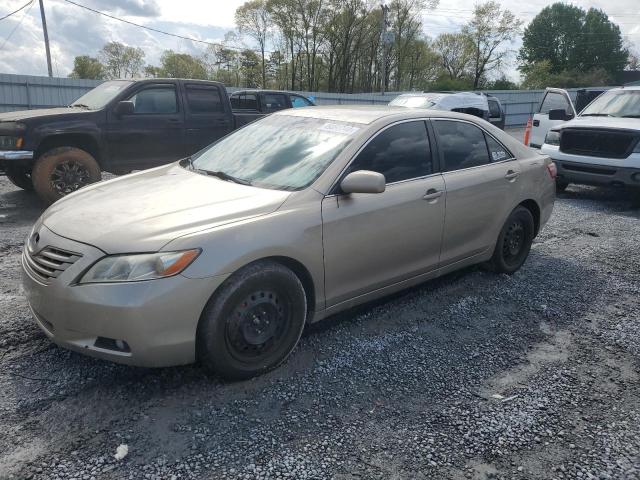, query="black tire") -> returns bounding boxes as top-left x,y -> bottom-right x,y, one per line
4,164 -> 34,191
556,179 -> 569,193
488,206 -> 535,274
32,147 -> 101,204
197,261 -> 307,380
